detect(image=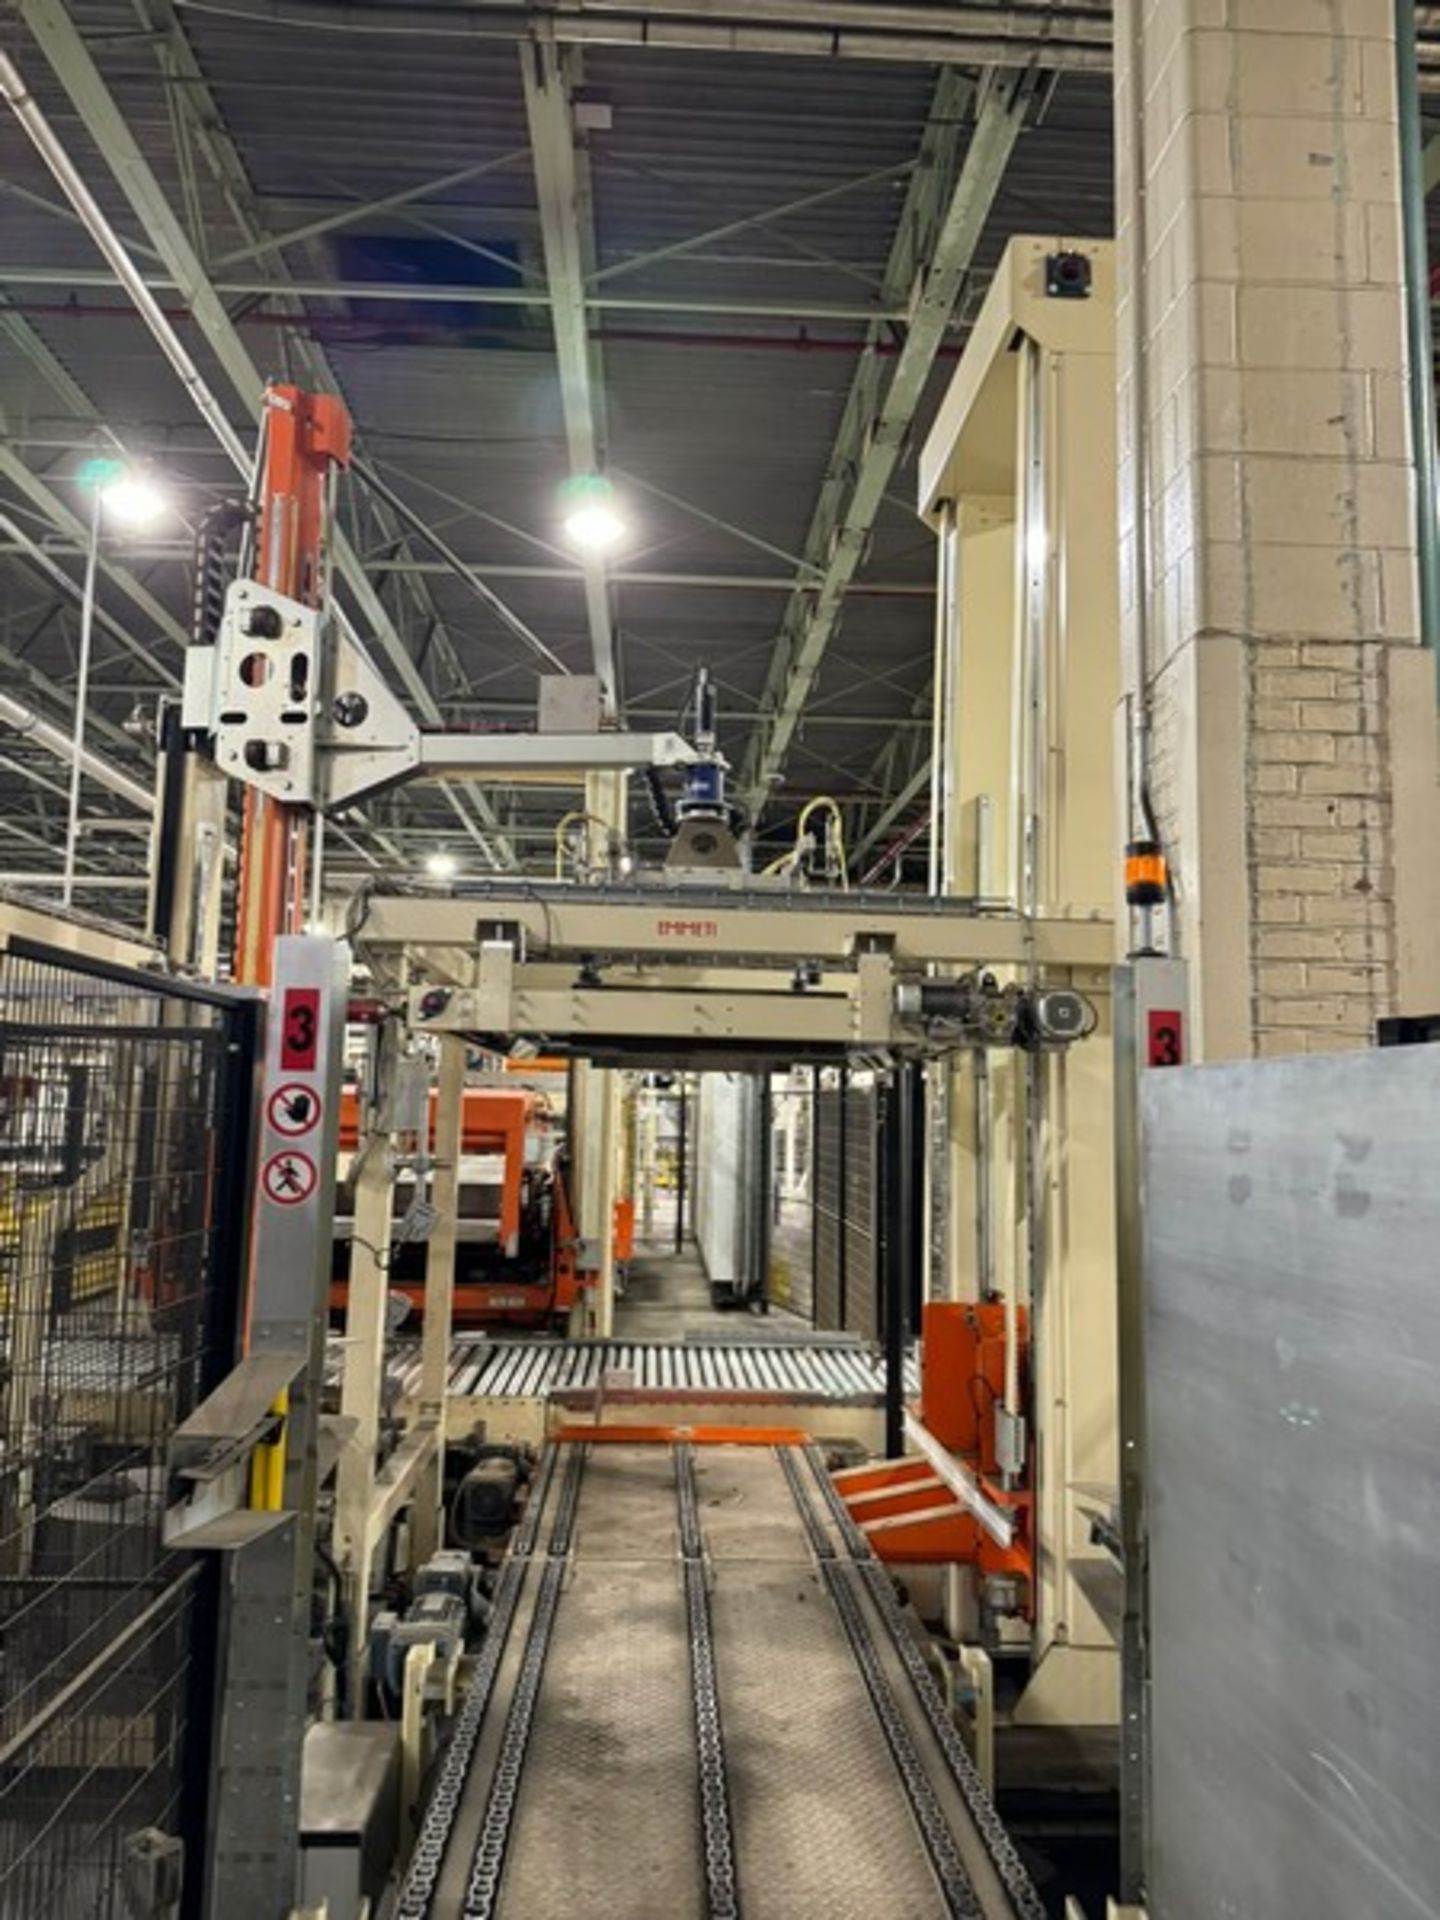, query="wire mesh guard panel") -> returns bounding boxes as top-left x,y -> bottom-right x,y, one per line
0,947 -> 244,1919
